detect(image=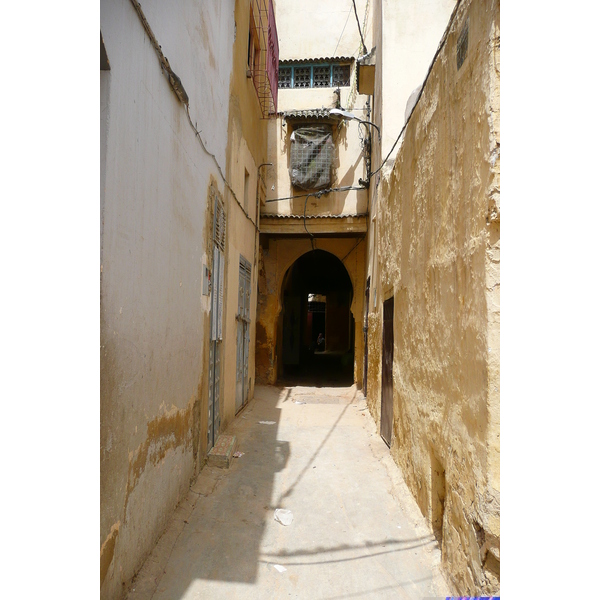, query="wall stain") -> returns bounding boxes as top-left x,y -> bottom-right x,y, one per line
100,521 -> 120,586
123,404 -> 193,520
